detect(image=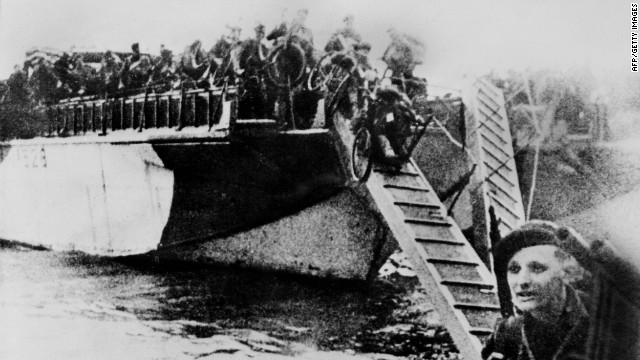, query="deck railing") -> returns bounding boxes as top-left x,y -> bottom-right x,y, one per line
48,85 -> 236,137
